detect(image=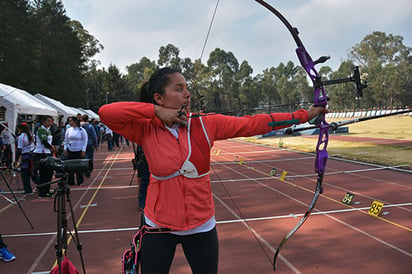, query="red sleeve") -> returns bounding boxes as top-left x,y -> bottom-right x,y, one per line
206,109 -> 308,140
98,102 -> 162,144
